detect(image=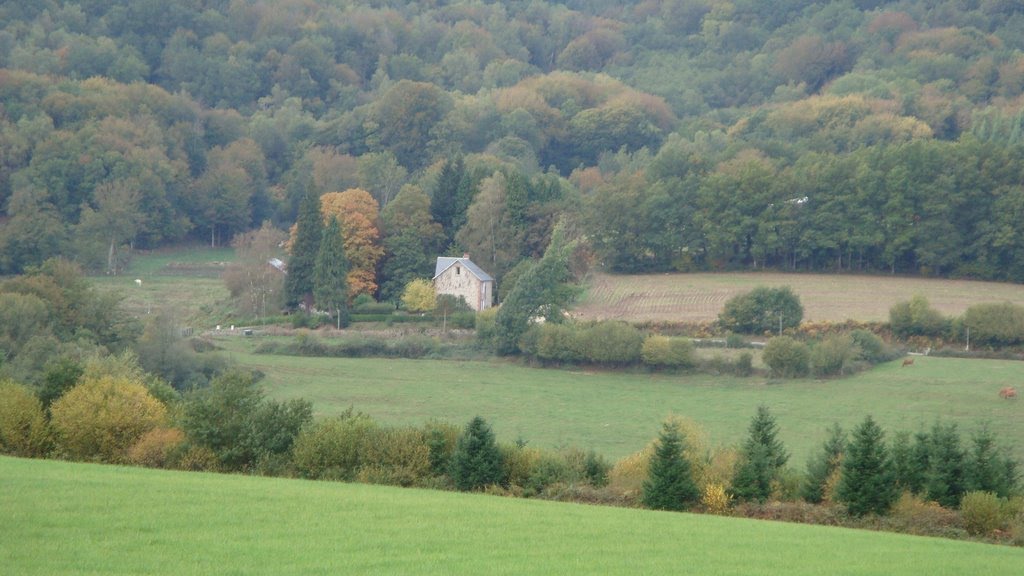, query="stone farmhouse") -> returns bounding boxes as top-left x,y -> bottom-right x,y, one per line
433,254 -> 494,312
